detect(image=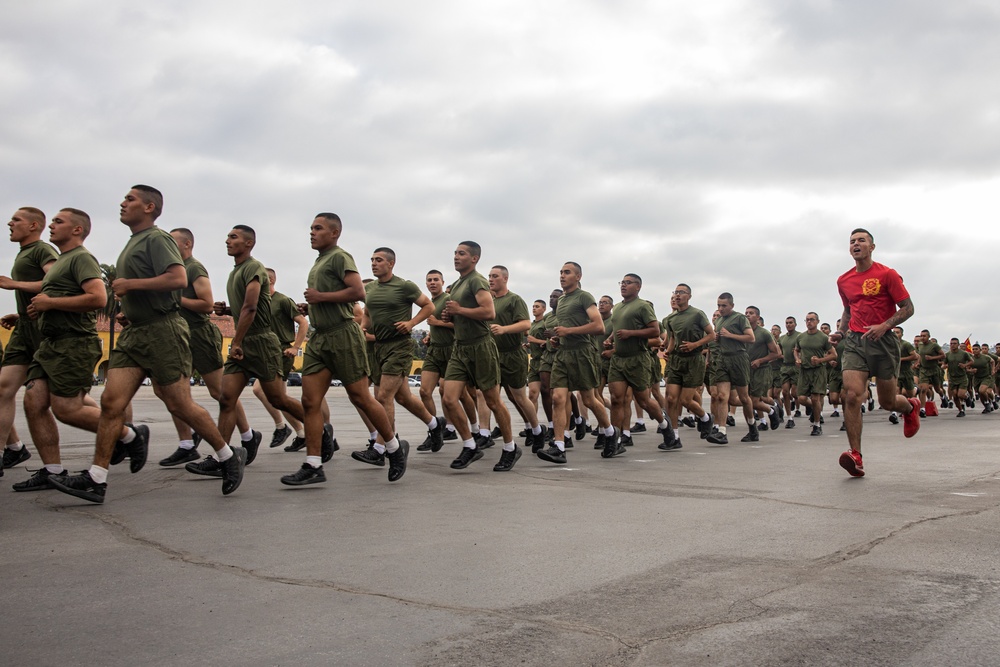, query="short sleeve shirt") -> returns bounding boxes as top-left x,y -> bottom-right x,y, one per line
714,312 -> 751,354
269,290 -> 299,347
38,245 -> 102,338
528,317 -> 547,358
945,350 -> 973,379
664,307 -> 710,355
307,246 -> 359,332
491,291 -> 529,352
428,292 -> 454,347
795,330 -> 833,369
227,257 -> 272,336
970,354 -> 992,381
11,240 -> 59,315
179,256 -> 211,328
116,226 -> 184,325
779,331 -> 800,364
365,275 -> 423,342
748,326 -> 774,363
837,262 -> 910,333
917,341 -> 943,369
610,298 -> 656,357
448,270 -> 491,343
555,288 -> 598,350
